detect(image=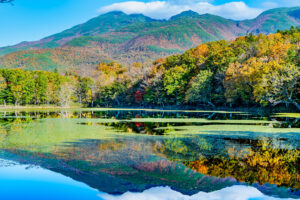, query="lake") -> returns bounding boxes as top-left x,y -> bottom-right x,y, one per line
0,109 -> 299,200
